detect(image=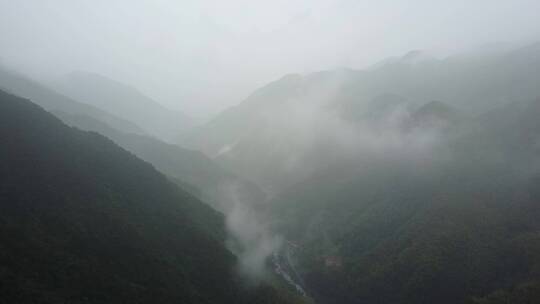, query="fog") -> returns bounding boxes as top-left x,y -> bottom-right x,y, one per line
222,182 -> 283,280
1,0 -> 539,118
2,1 -> 540,300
